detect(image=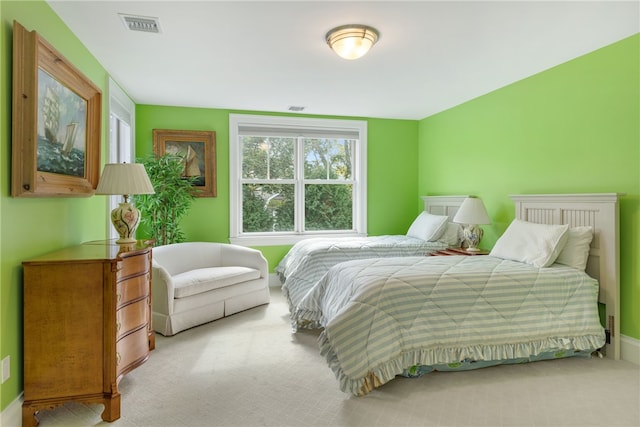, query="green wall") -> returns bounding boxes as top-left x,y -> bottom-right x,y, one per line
1,0 -> 637,414
0,1 -> 112,409
135,106 -> 419,269
418,34 -> 640,340
1,1 -> 420,409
